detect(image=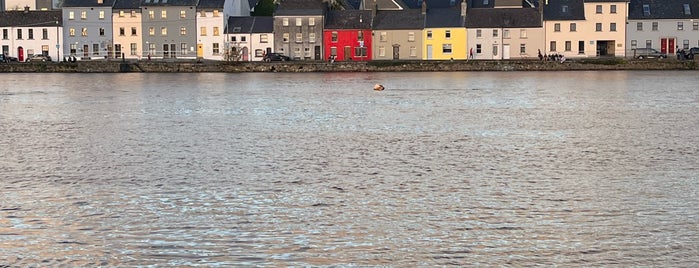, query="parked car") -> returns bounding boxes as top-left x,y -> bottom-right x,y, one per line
685,47 -> 699,59
632,48 -> 667,59
0,54 -> 18,63
262,53 -> 290,62
26,54 -> 52,62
